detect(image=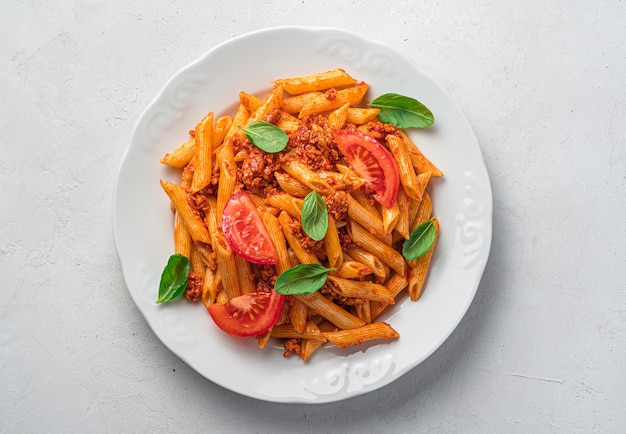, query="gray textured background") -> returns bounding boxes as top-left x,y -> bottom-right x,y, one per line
2,1 -> 625,432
